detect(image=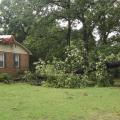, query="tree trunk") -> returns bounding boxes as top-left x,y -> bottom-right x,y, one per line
66,0 -> 71,46
67,19 -> 71,46
82,14 -> 89,68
